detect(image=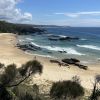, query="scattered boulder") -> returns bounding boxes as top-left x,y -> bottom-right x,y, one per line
62,58 -> 88,70
48,35 -> 79,41
16,43 -> 41,51
58,51 -> 67,53
48,38 -> 59,41
61,63 -> 69,67
75,63 -> 88,70
59,37 -> 79,41
62,58 -> 80,64
70,58 -> 80,63
50,60 -> 69,67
